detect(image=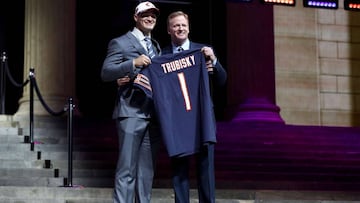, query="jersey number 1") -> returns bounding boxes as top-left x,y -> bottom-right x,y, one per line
177,72 -> 192,111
